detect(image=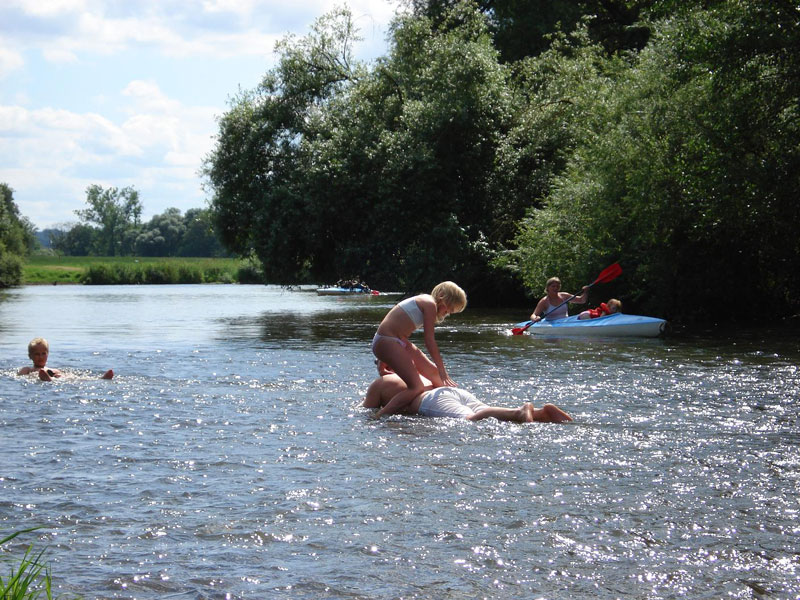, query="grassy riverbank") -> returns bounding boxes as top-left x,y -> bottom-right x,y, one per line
23,256 -> 261,285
